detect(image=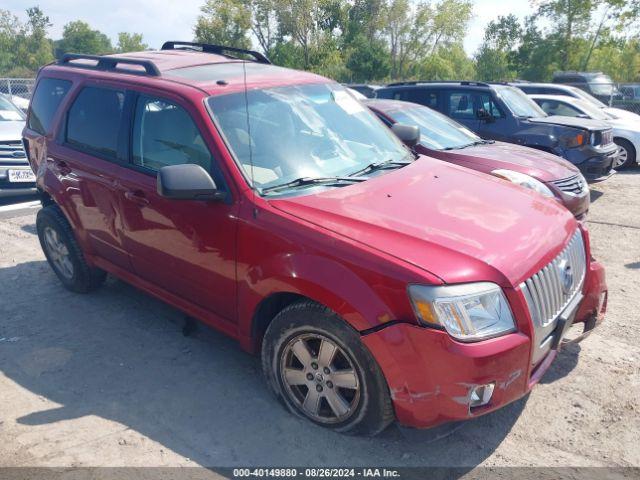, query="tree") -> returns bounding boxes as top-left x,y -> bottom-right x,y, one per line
0,7 -> 54,76
475,15 -> 522,81
116,32 -> 147,53
247,0 -> 279,57
194,0 -> 251,49
55,20 -> 113,55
